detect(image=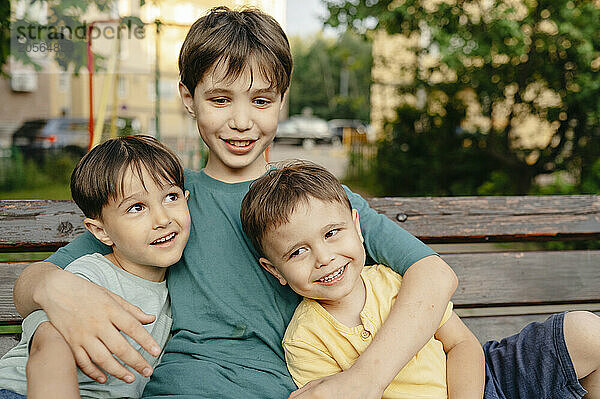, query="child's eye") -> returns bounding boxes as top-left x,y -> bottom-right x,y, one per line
211,97 -> 229,106
325,229 -> 340,239
325,229 -> 339,238
165,192 -> 179,203
289,247 -> 307,259
254,98 -> 272,107
127,203 -> 145,213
